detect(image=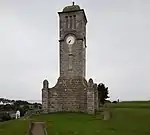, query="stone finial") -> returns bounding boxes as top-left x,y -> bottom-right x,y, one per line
88,78 -> 93,84
94,83 -> 97,89
88,78 -> 93,87
43,80 -> 49,89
